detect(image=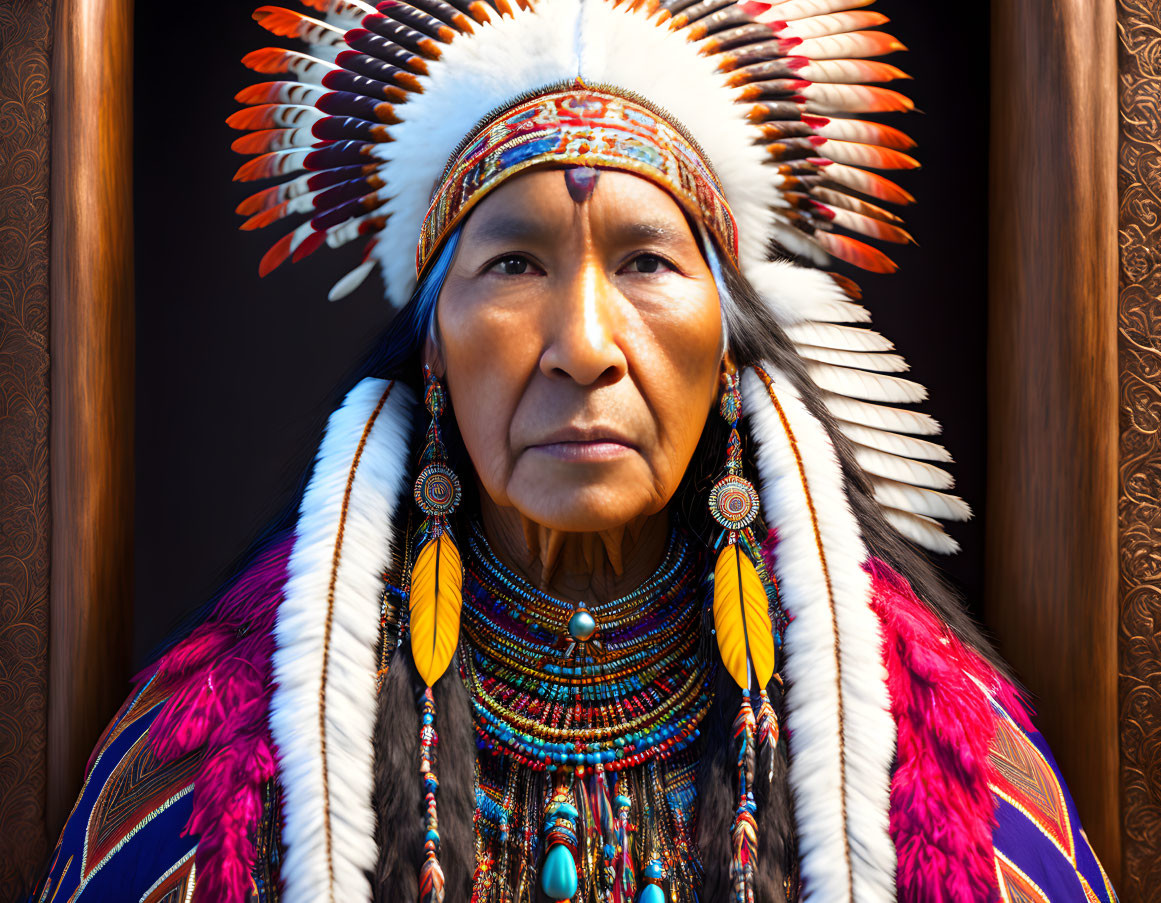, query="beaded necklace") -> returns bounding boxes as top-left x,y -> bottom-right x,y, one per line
460,524 -> 712,903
